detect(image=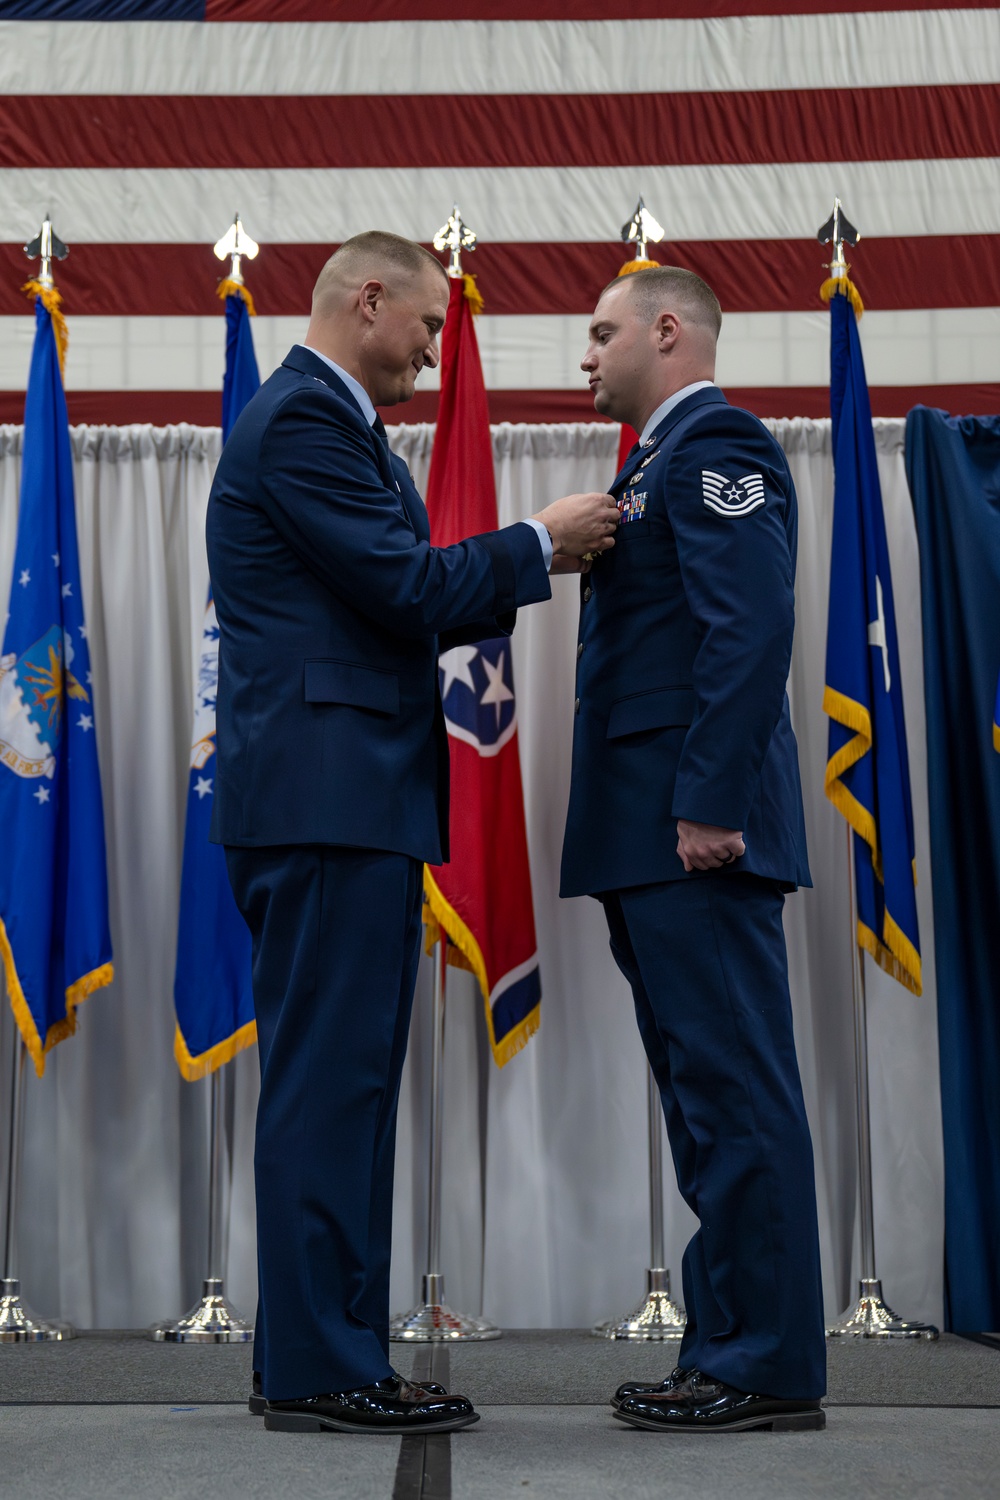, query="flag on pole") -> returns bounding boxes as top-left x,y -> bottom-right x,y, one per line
172,278 -> 259,1078
0,282 -> 113,1075
994,671 -> 1000,753
422,270 -> 542,1066
822,273 -> 922,994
